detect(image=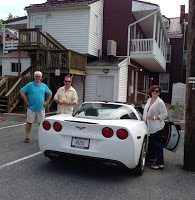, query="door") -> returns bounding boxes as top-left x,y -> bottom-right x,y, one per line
97,76 -> 114,101
162,121 -> 182,152
32,15 -> 46,32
